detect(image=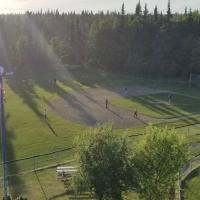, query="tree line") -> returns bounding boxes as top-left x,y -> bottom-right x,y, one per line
0,1 -> 200,78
